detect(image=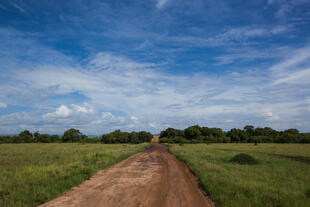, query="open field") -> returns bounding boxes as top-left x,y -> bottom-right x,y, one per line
169,143 -> 310,207
0,143 -> 147,207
